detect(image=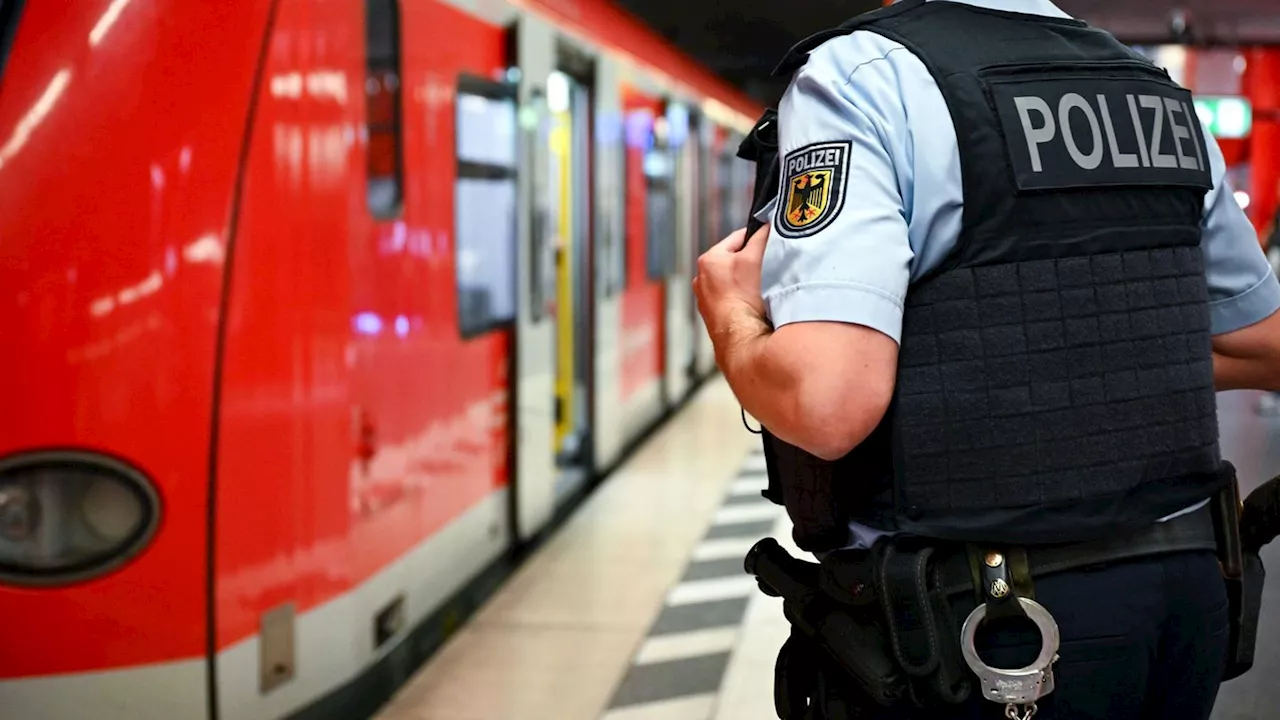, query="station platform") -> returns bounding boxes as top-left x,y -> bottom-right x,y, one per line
371,379 -> 1280,720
